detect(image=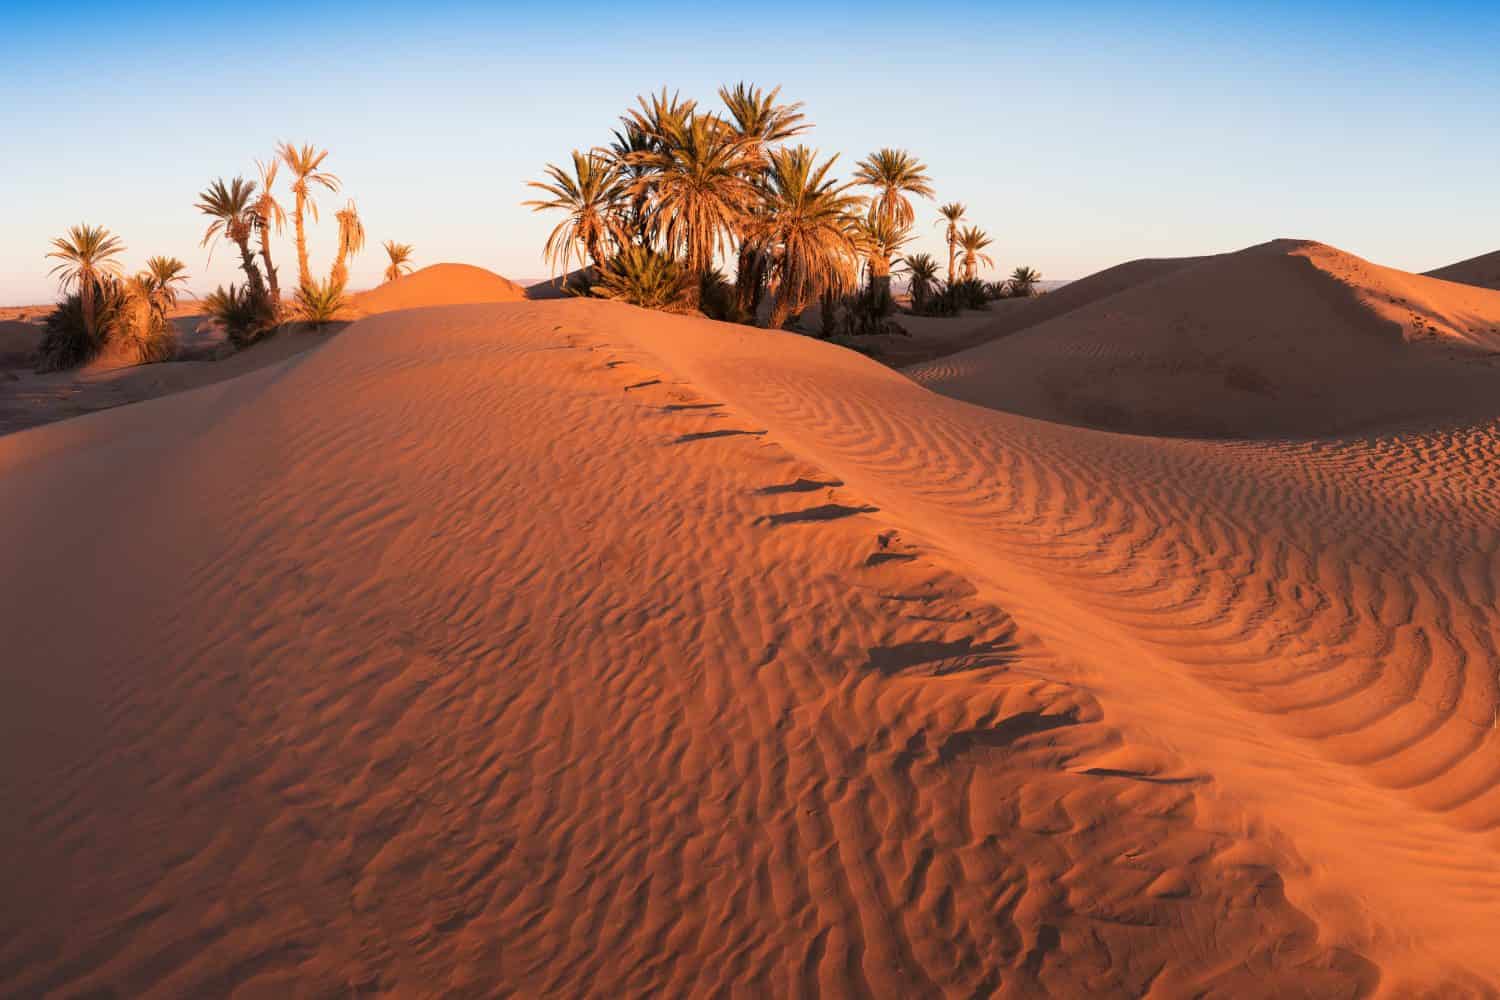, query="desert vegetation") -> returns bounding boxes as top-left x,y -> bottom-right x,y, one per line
527,83 -> 1040,335
37,143 -> 411,369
